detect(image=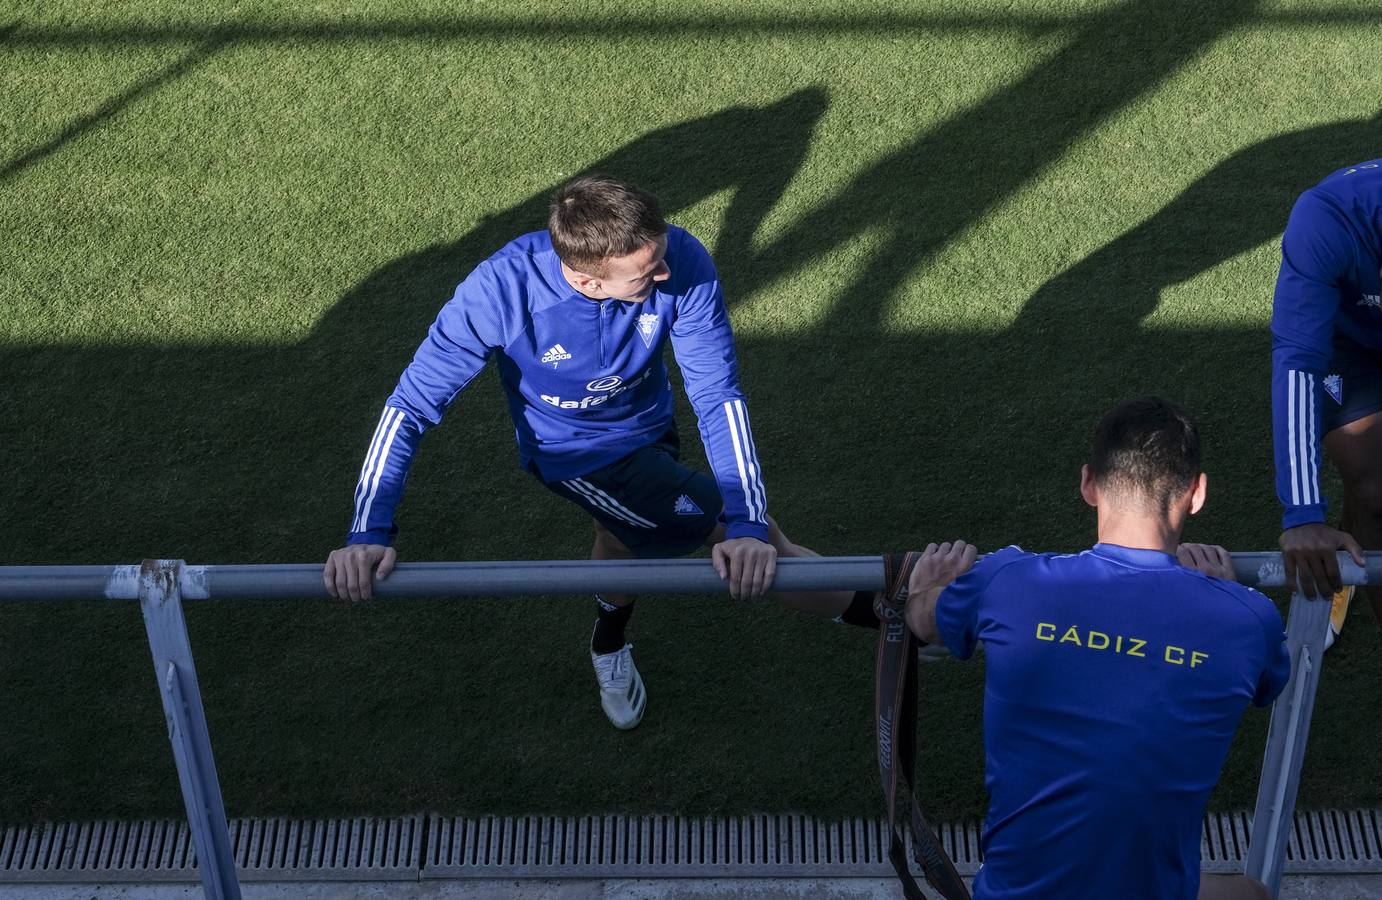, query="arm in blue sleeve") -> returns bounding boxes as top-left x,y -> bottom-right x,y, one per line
1271,190 -> 1352,529
346,267 -> 508,545
668,232 -> 769,542
934,546 -> 1029,660
1252,599 -> 1291,708
347,405 -> 424,546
